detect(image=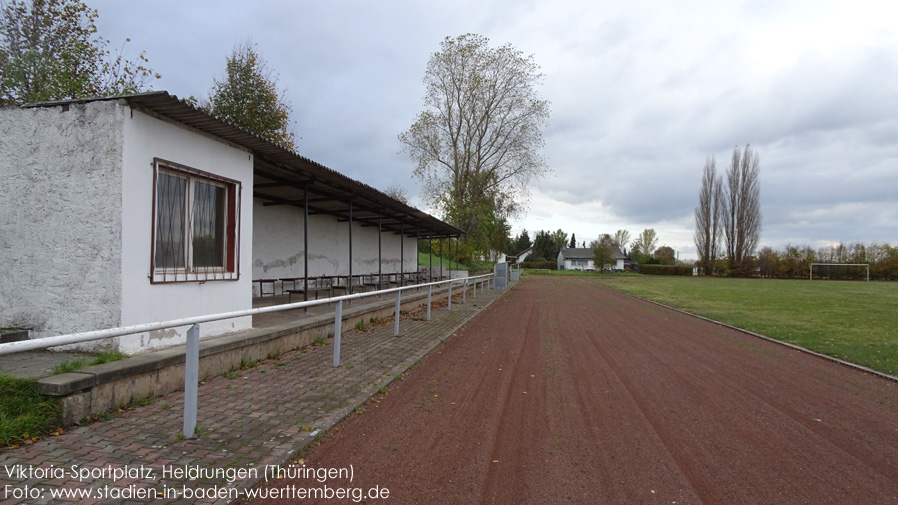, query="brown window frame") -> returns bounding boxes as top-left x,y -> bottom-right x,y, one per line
150,158 -> 241,284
